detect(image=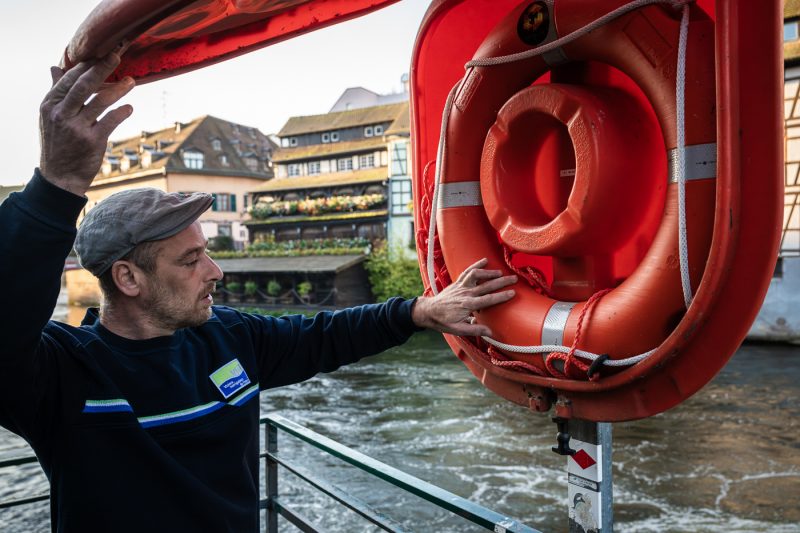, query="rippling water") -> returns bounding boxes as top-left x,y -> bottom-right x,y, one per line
1,303 -> 798,532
